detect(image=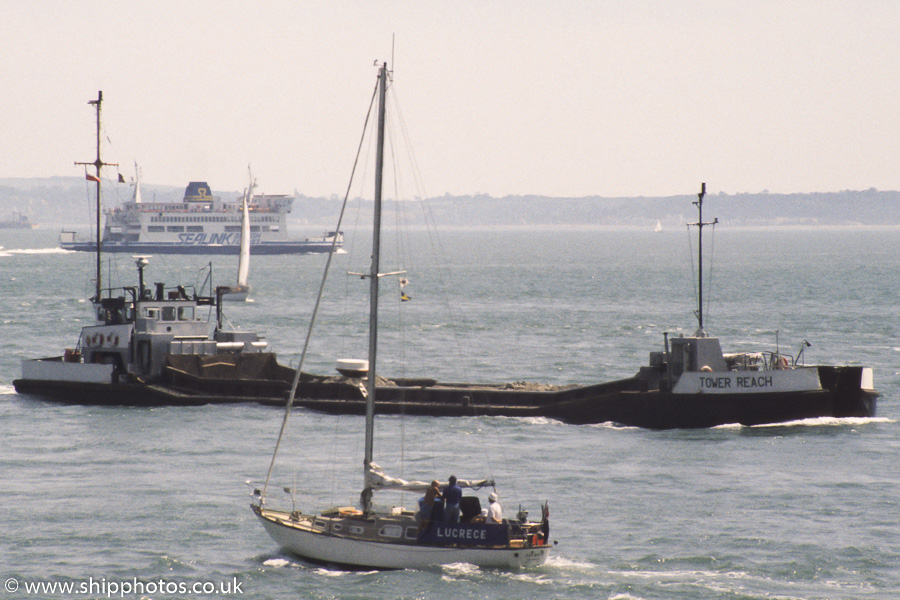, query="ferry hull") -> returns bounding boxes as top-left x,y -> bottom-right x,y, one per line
59,241 -> 336,255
